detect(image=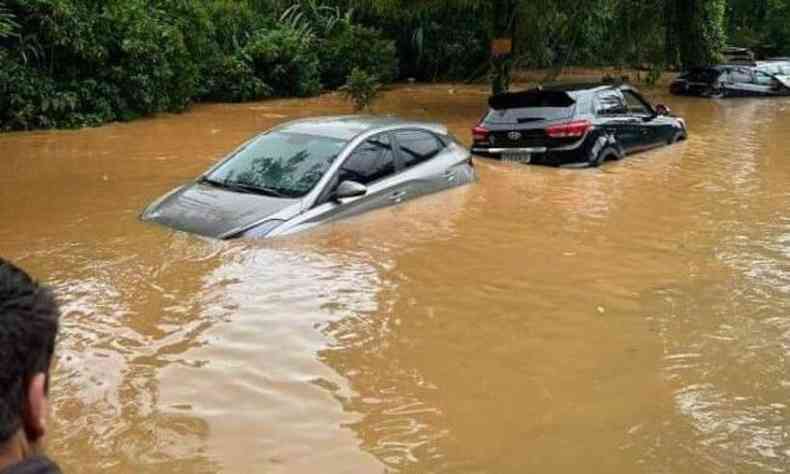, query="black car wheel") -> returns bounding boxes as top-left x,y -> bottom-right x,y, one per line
670,131 -> 687,144
589,147 -> 620,168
